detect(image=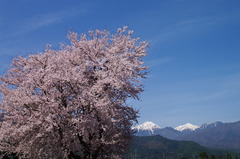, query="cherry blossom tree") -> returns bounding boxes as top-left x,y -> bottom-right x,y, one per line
0,27 -> 148,159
